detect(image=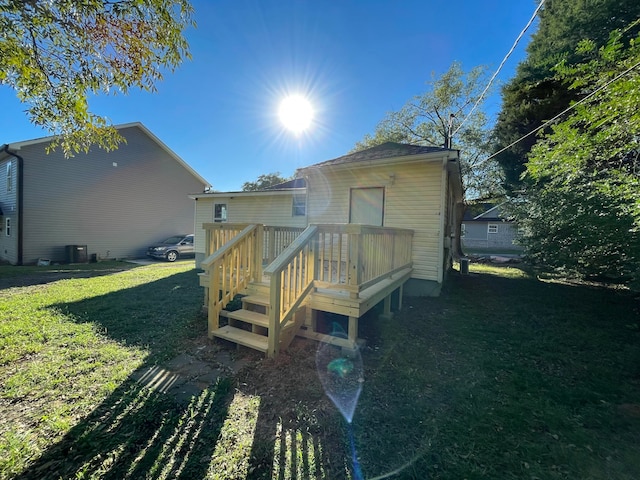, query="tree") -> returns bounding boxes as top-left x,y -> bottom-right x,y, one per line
353,61 -> 501,199
242,172 -> 291,191
514,24 -> 640,288
493,0 -> 640,192
0,0 -> 194,156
